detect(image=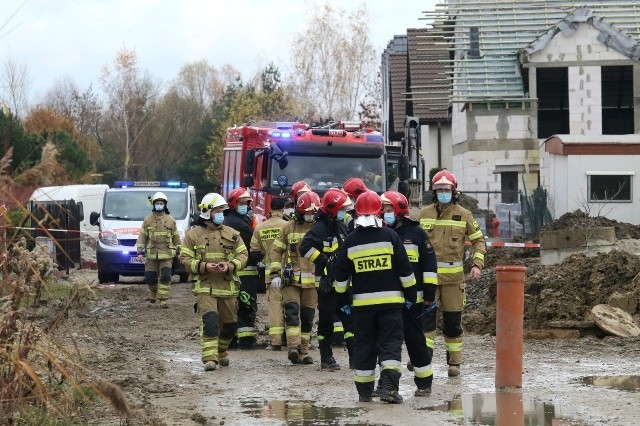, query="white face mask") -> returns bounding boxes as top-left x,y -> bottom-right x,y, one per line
154,203 -> 164,212
283,208 -> 294,217
303,214 -> 315,223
